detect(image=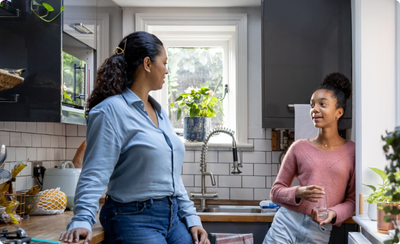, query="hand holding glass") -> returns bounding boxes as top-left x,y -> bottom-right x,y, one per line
313,186 -> 327,220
